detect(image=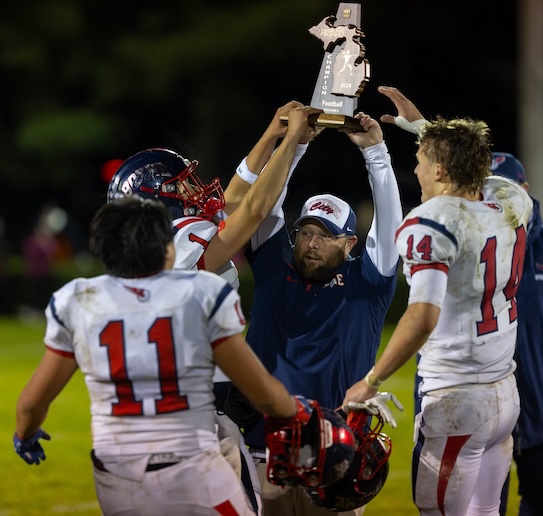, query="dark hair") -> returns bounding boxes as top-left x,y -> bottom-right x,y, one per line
418,116 -> 492,195
89,197 -> 173,278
